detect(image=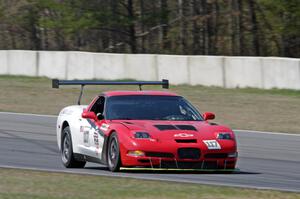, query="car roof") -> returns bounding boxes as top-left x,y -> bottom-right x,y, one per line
103,90 -> 179,97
